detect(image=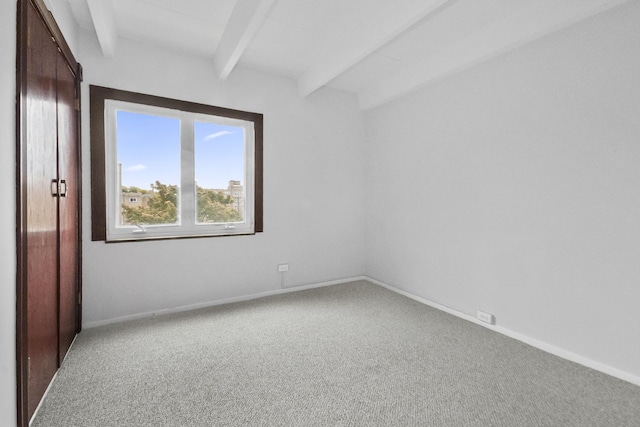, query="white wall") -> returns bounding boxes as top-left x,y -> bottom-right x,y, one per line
79,34 -> 367,325
1,1 -> 17,425
366,1 -> 640,381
